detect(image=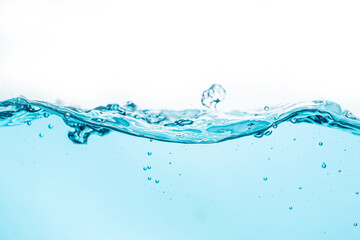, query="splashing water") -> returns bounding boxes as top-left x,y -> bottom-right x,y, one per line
0,85 -> 360,240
